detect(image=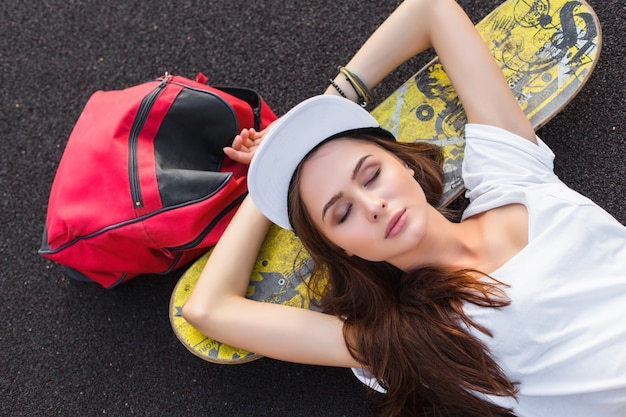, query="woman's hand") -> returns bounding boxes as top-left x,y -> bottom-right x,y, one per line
223,120 -> 278,165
